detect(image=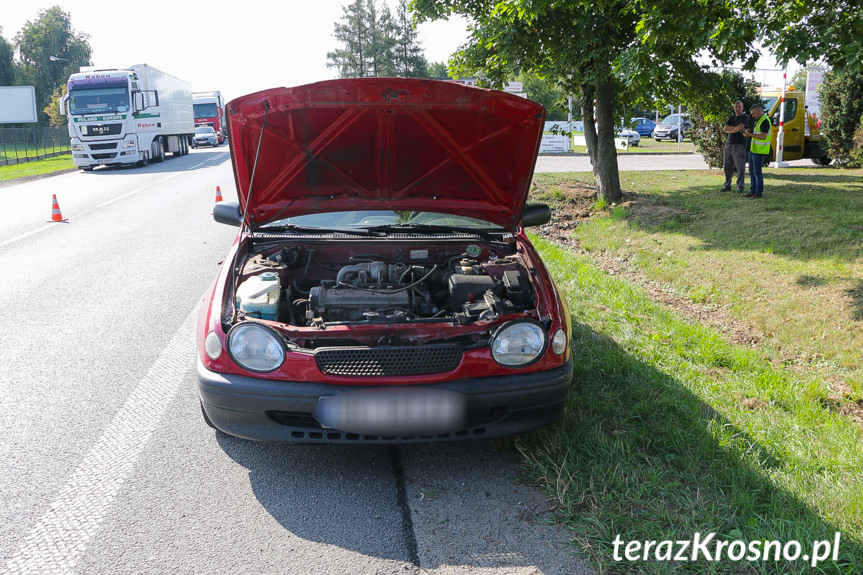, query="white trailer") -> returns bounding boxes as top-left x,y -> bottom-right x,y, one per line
60,64 -> 195,170
192,90 -> 226,144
